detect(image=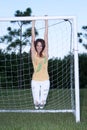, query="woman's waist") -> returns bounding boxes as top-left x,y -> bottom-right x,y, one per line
32,72 -> 49,81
